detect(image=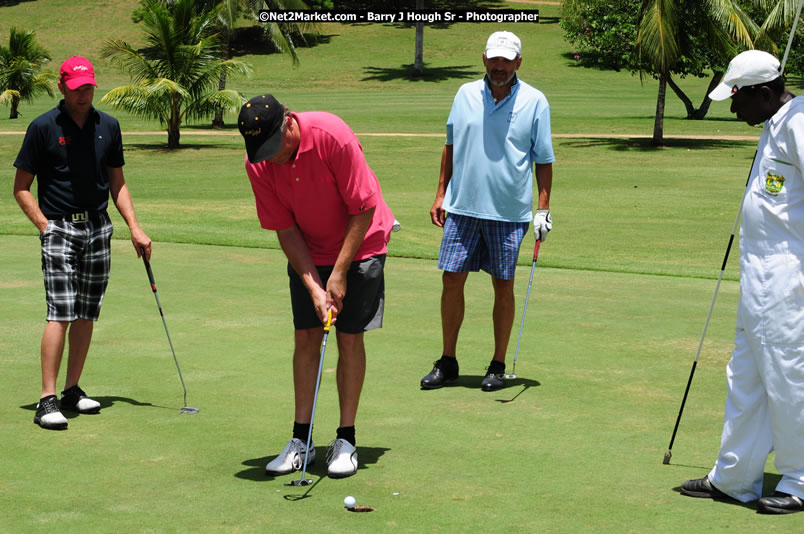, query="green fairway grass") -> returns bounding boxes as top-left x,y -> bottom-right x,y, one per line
0,236 -> 784,533
1,0 -> 799,531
